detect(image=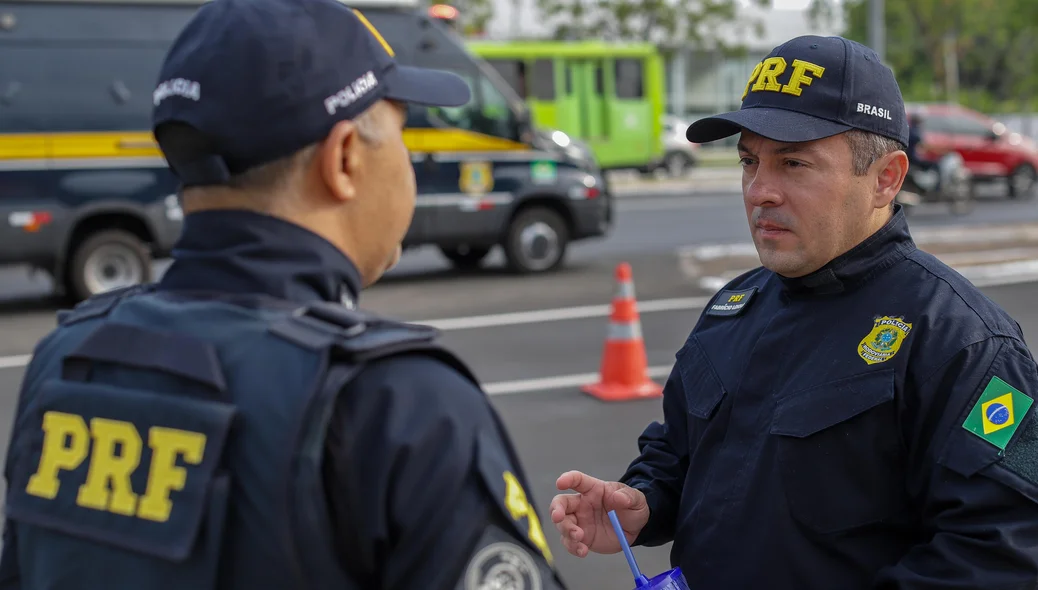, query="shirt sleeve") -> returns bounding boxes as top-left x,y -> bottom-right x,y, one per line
321,352 -> 567,590
873,335 -> 1038,588
617,363 -> 691,547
